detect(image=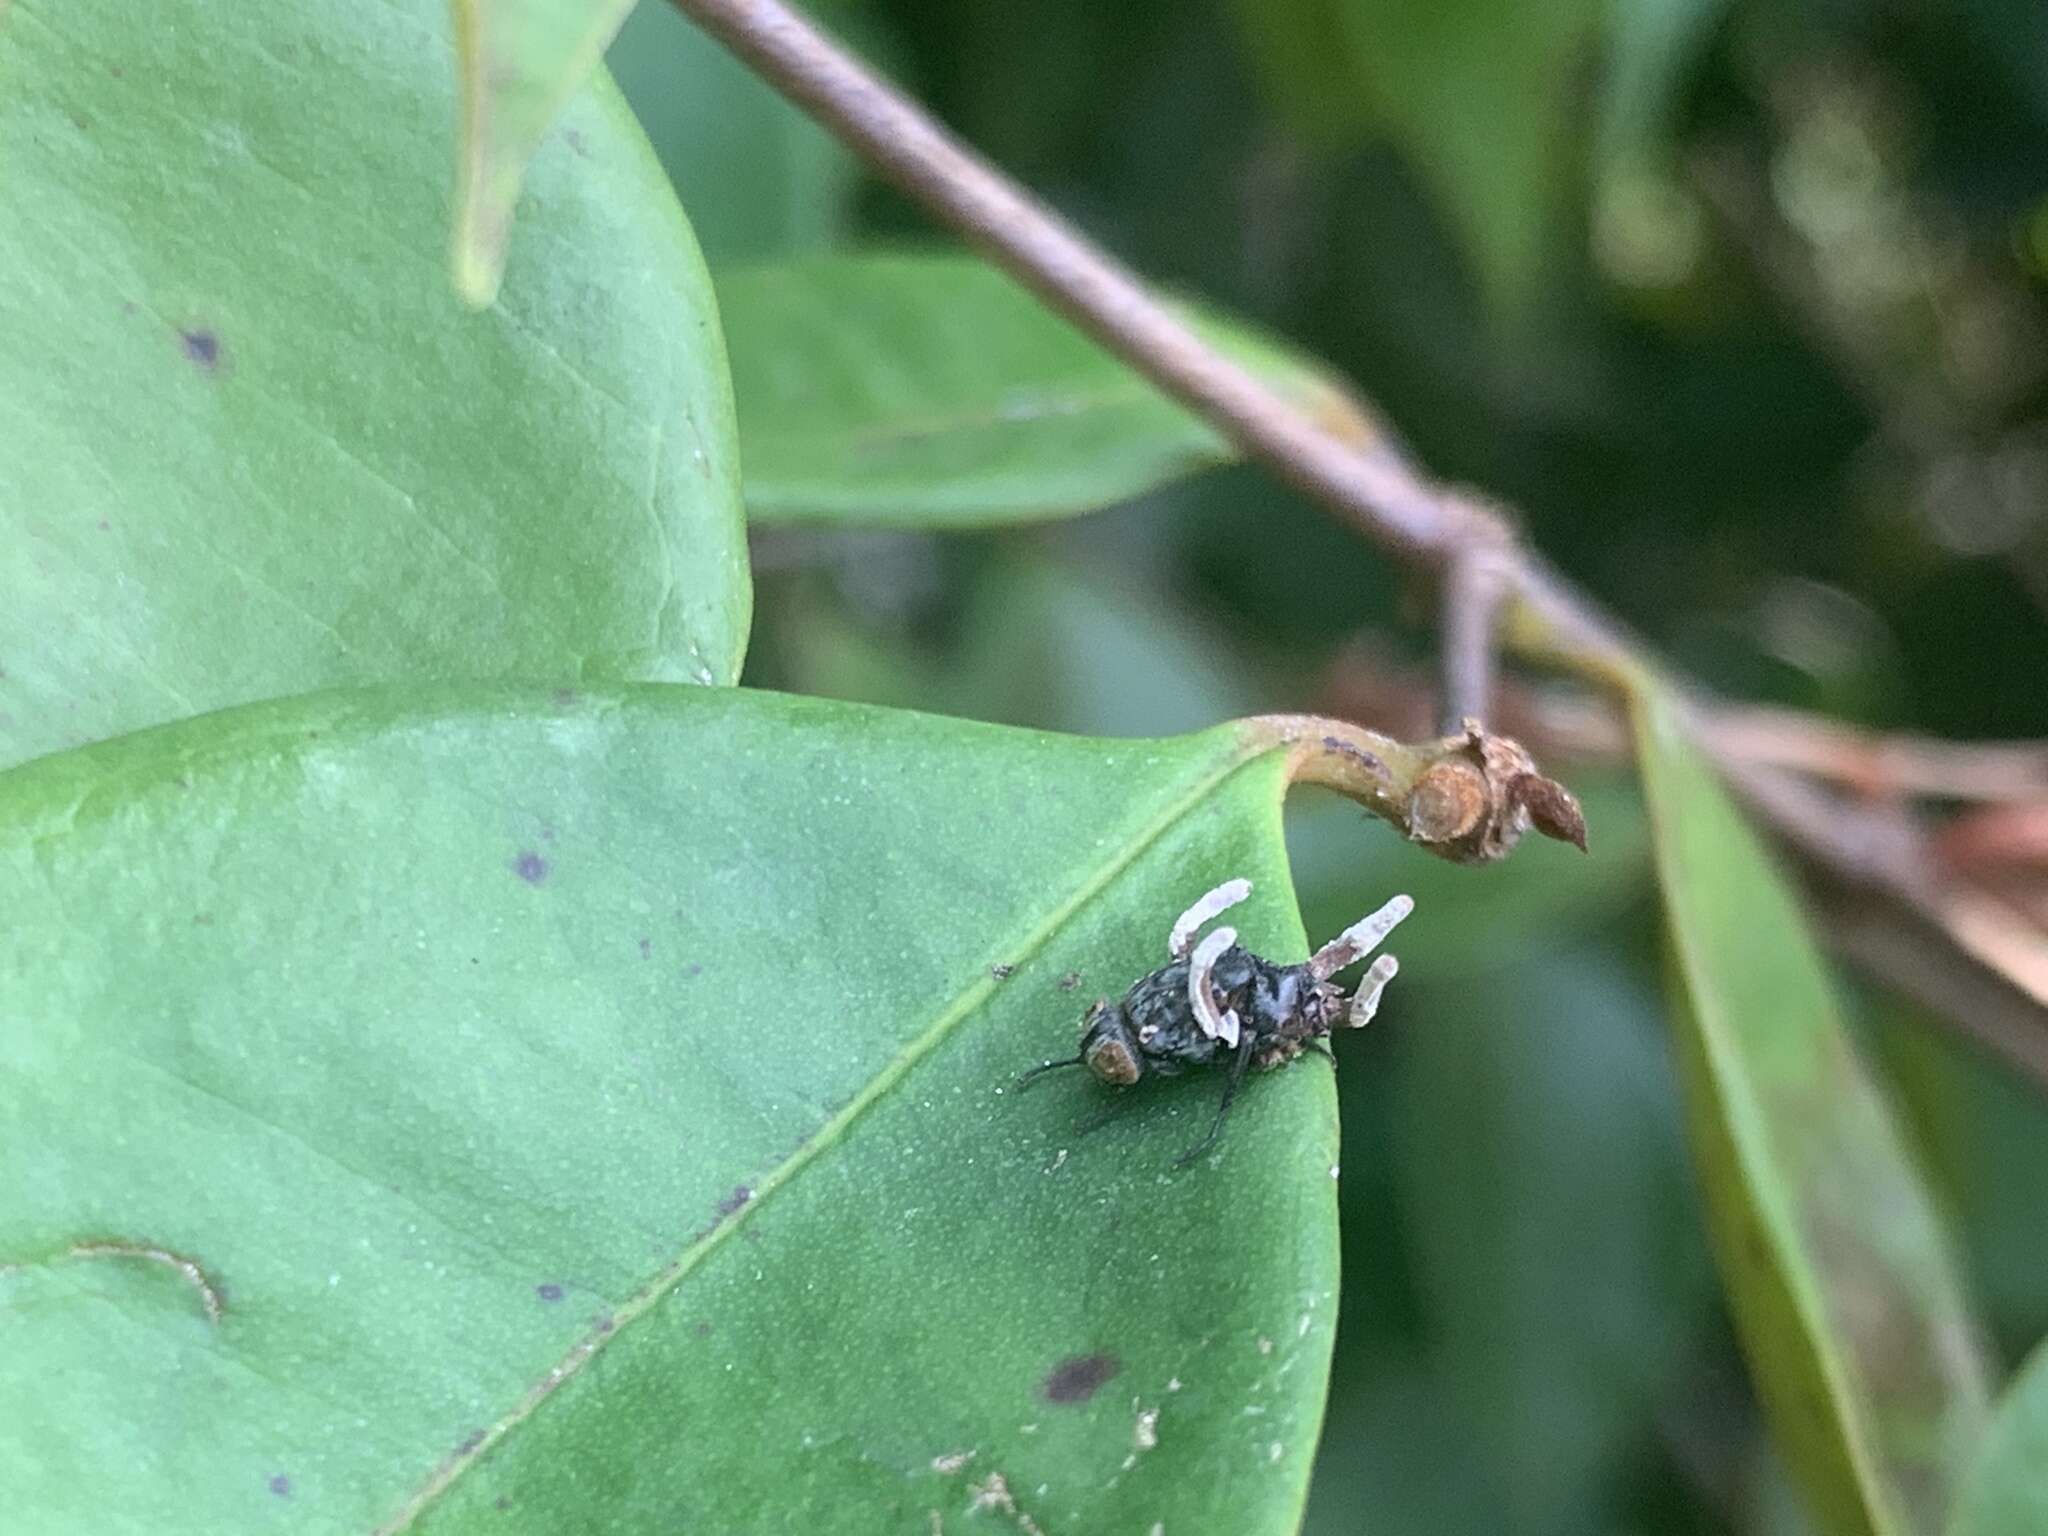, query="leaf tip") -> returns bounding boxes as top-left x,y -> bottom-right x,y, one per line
451,225 -> 506,310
